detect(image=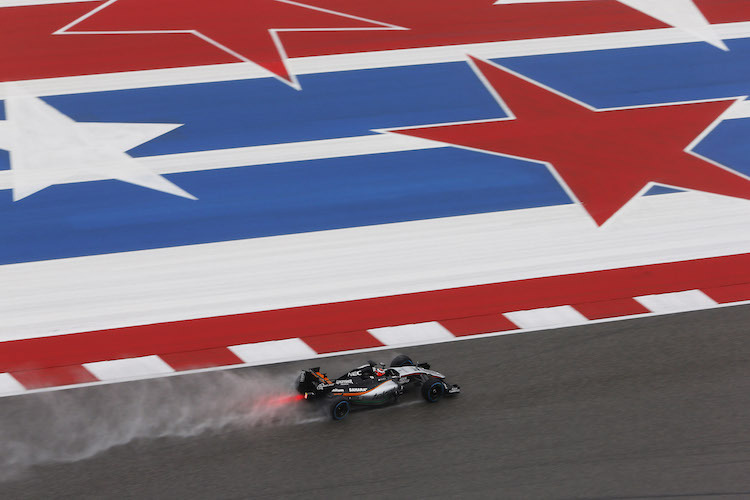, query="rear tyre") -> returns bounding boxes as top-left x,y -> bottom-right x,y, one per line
330,397 -> 350,421
421,377 -> 445,403
390,354 -> 414,367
